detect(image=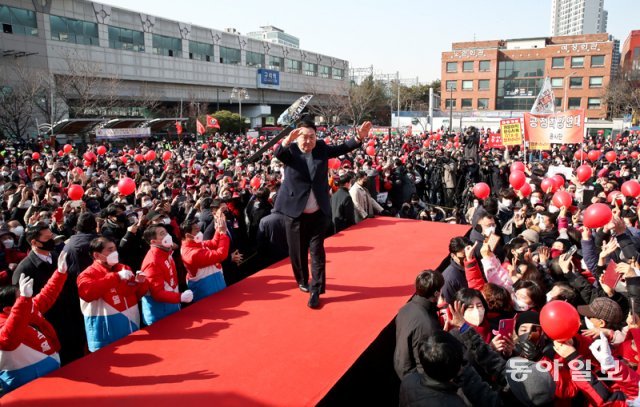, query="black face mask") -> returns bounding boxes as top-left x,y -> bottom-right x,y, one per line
37,239 -> 56,252
116,213 -> 128,225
